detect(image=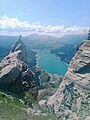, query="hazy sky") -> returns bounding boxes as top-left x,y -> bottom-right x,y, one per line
0,0 -> 89,36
